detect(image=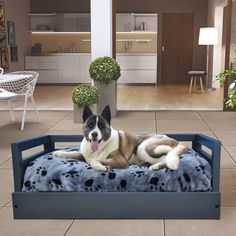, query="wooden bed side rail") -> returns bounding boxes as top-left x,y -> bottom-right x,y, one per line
11,135 -> 50,192
193,134 -> 221,192
168,134 -> 221,192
